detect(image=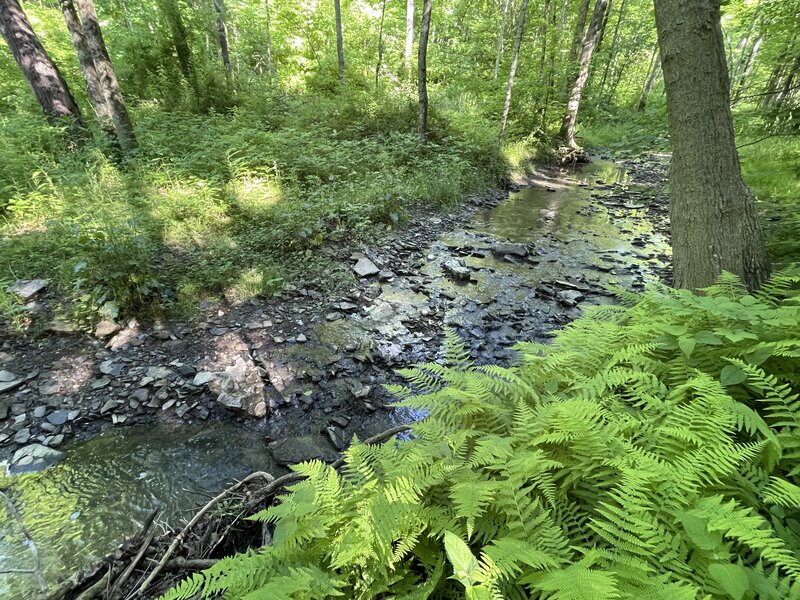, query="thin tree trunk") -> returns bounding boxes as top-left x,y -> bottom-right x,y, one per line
0,0 -> 84,126
375,0 -> 386,89
212,0 -> 232,81
538,0 -> 551,75
499,0 -> 529,136
731,35 -> 761,104
568,0 -> 590,64
654,0 -> 769,290
59,0 -> 111,131
264,0 -> 275,80
405,0 -> 414,79
75,0 -> 135,152
492,0 -> 510,80
775,53 -> 800,108
417,0 -> 432,142
597,0 -> 626,95
158,0 -> 197,92
334,0 -> 345,84
594,0 -> 612,54
559,0 -> 608,148
635,50 -> 660,111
